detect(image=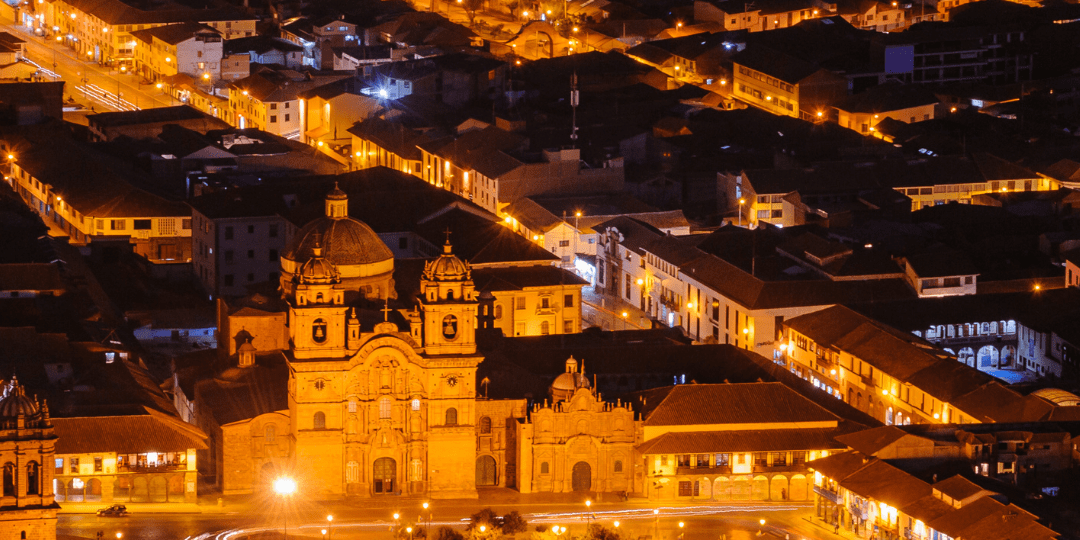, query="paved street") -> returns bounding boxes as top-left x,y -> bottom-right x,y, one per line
0,14 -> 175,111
58,498 -> 837,540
